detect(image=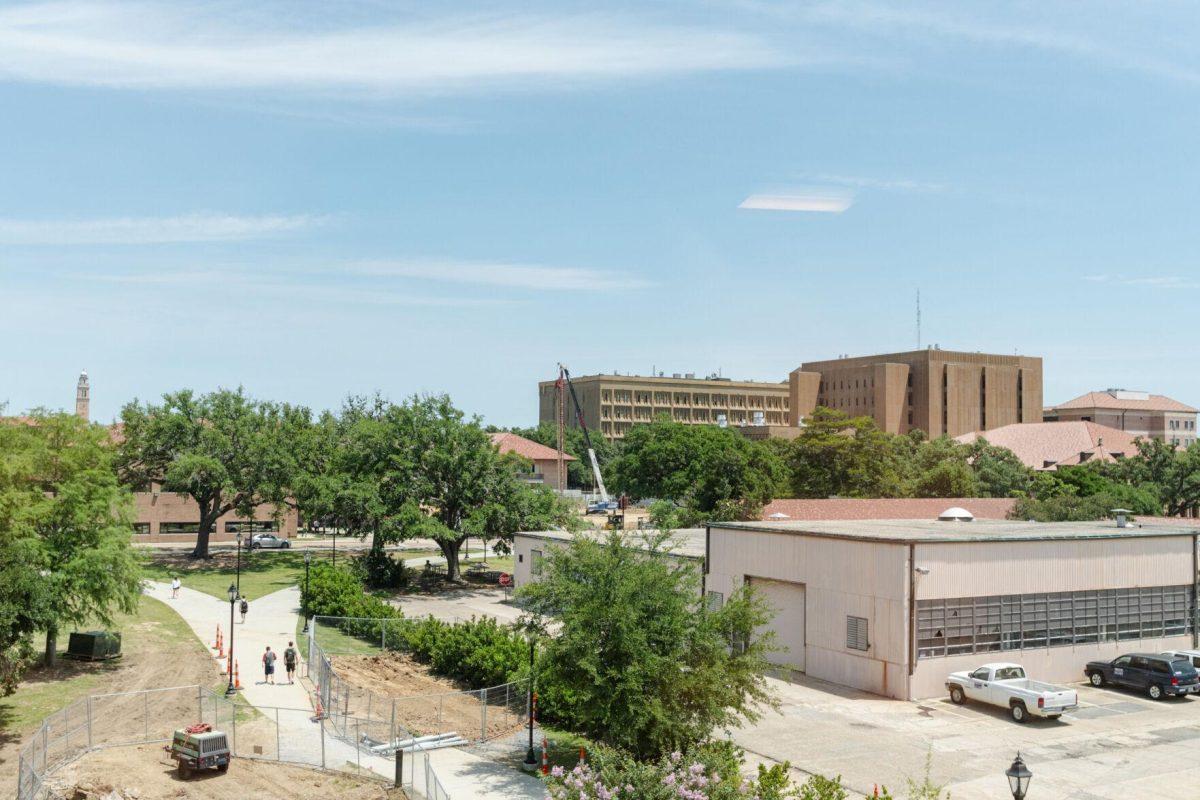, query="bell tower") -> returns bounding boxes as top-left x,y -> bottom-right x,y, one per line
75,370 -> 90,421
